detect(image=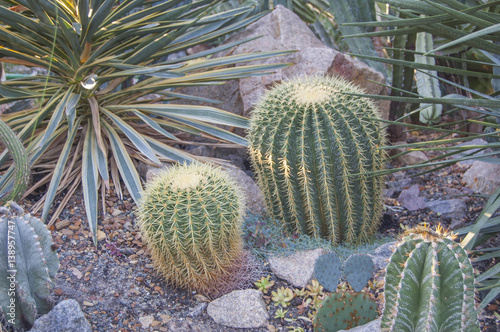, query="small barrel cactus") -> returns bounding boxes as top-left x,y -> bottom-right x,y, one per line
0,202 -> 59,329
314,291 -> 378,332
248,75 -> 386,244
382,225 -> 480,332
136,163 -> 245,296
